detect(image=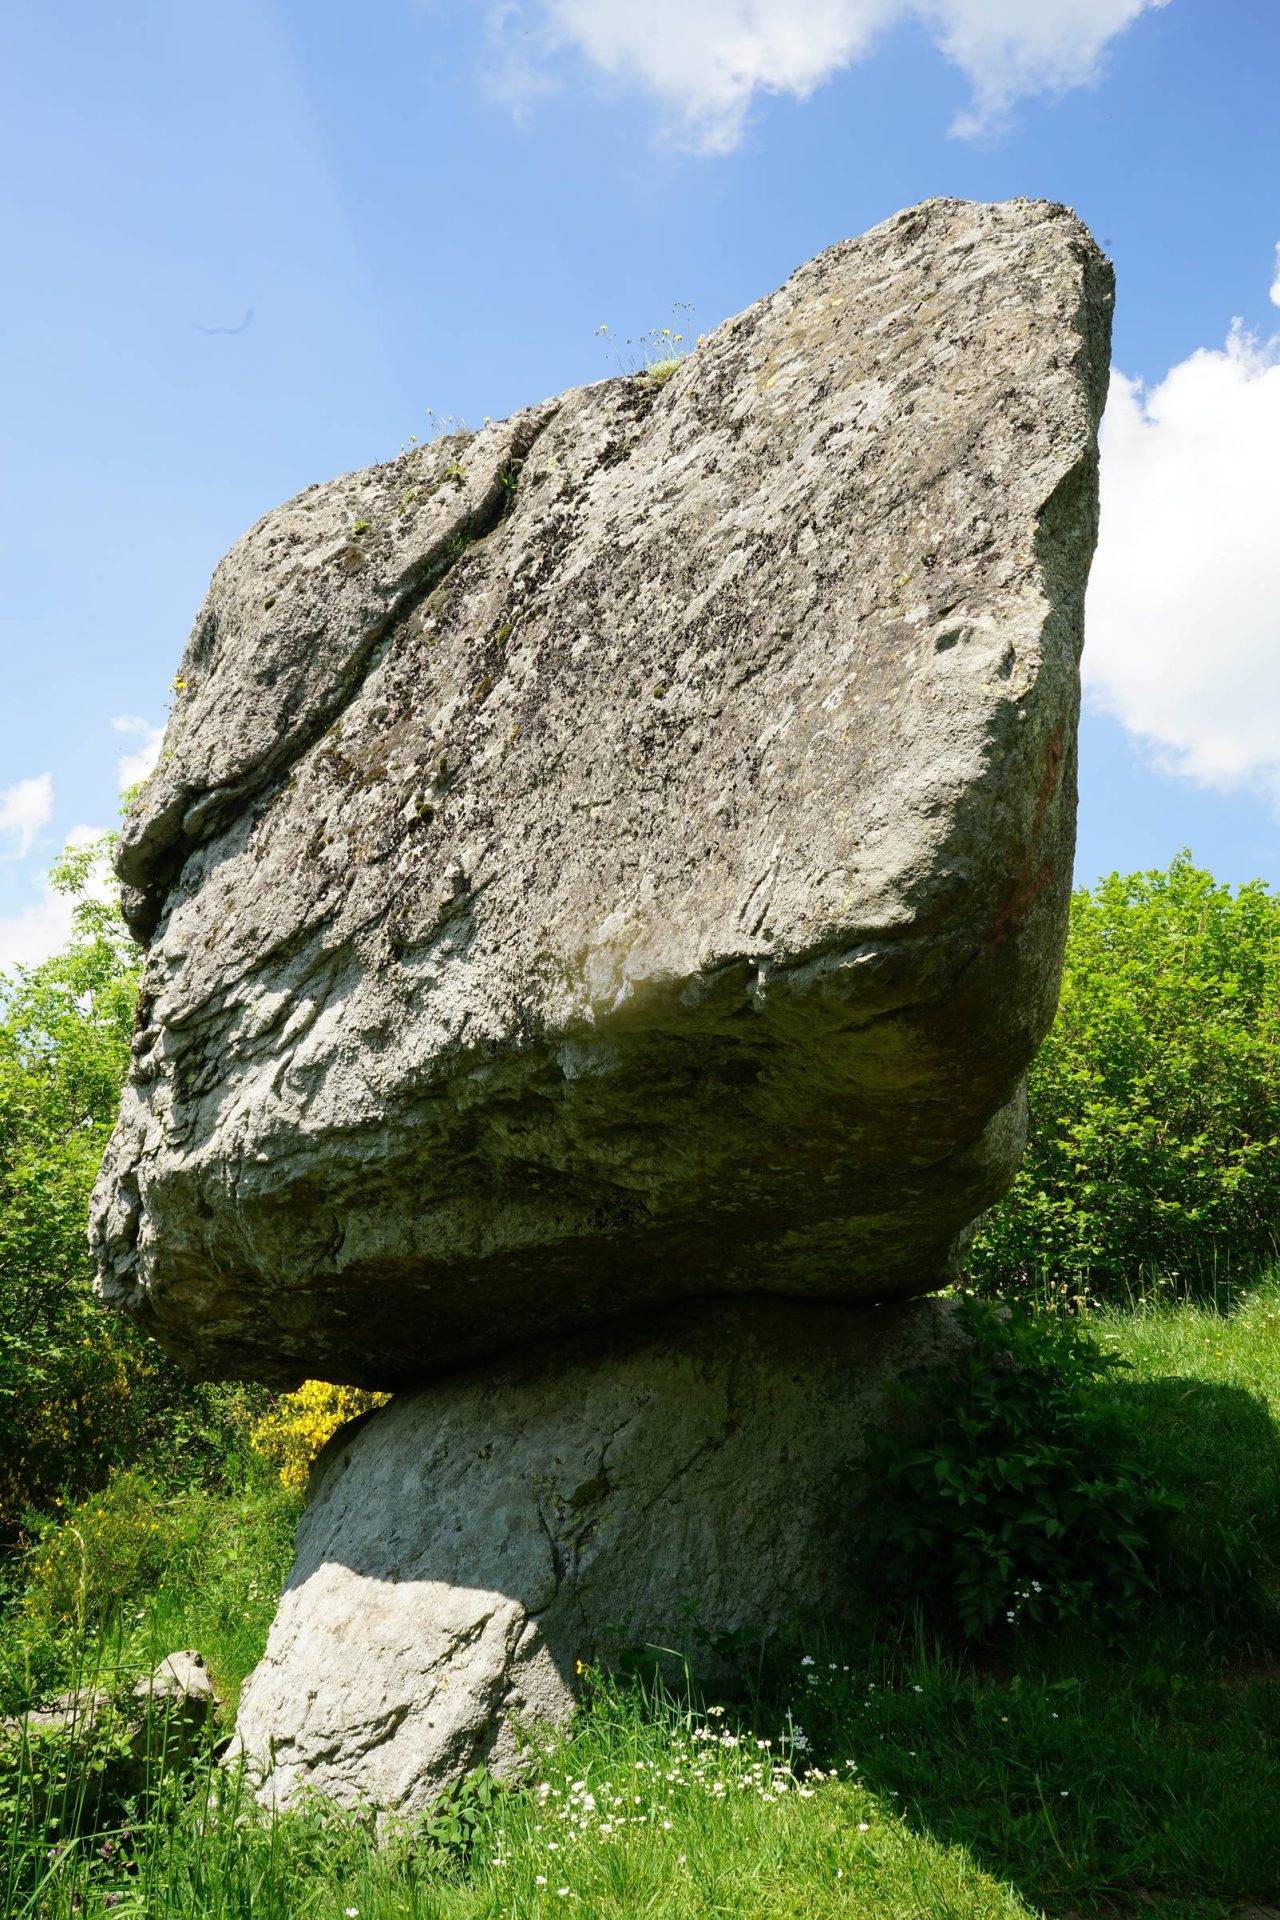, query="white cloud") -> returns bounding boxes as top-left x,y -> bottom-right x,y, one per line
111,714 -> 164,790
0,772 -> 54,860
481,1 -> 561,117
510,0 -> 1168,151
924,0 -> 1170,138
0,884 -> 78,977
0,826 -> 109,977
1270,243 -> 1280,309
1085,300 -> 1280,809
